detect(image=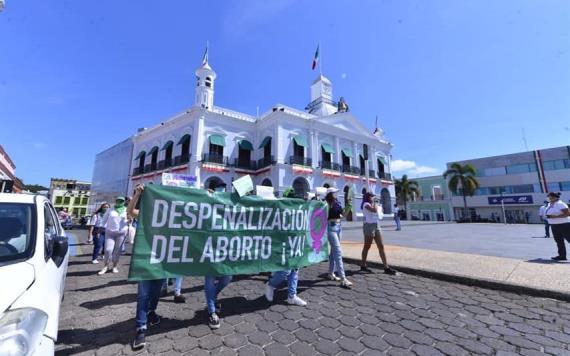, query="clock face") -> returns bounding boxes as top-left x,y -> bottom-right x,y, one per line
322,84 -> 331,97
